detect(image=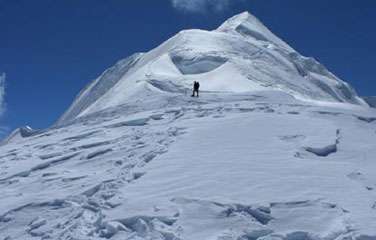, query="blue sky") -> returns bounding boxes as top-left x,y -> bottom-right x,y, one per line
0,0 -> 375,134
